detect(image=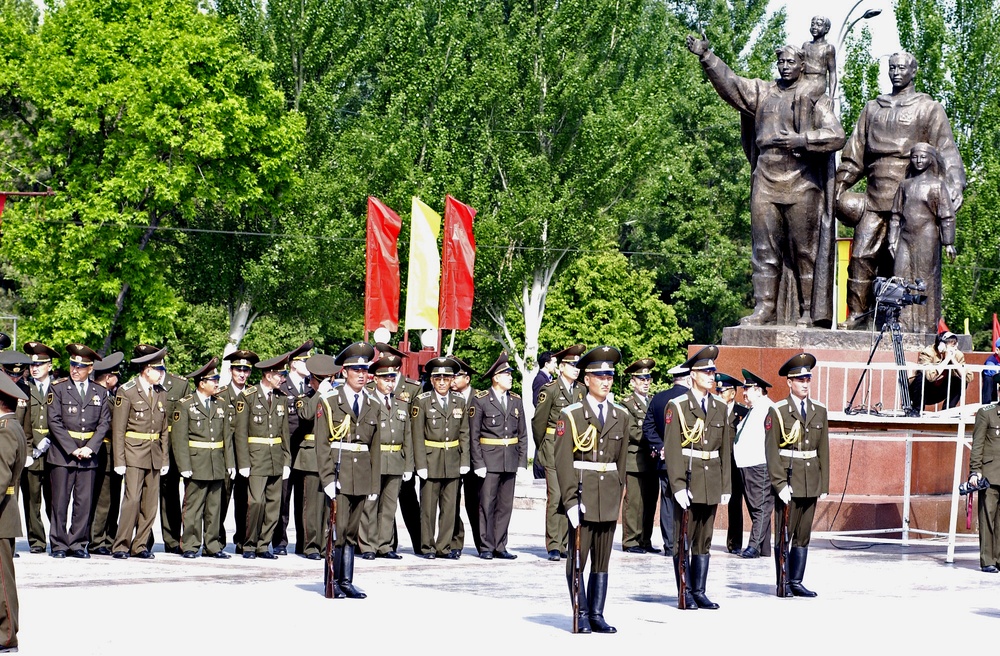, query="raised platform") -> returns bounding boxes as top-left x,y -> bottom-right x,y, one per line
721,324 -> 972,352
